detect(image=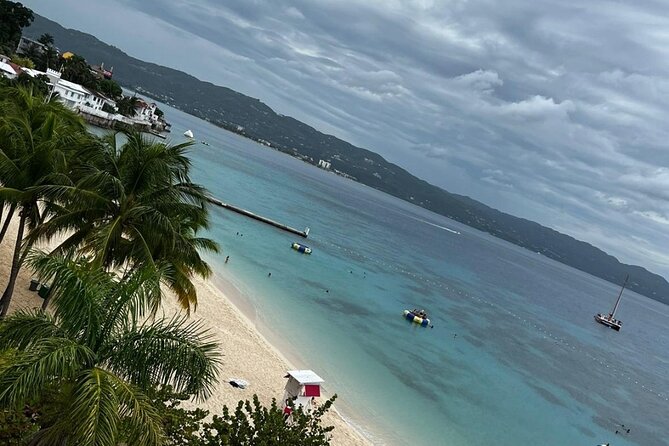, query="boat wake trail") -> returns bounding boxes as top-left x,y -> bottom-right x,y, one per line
405,215 -> 461,234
